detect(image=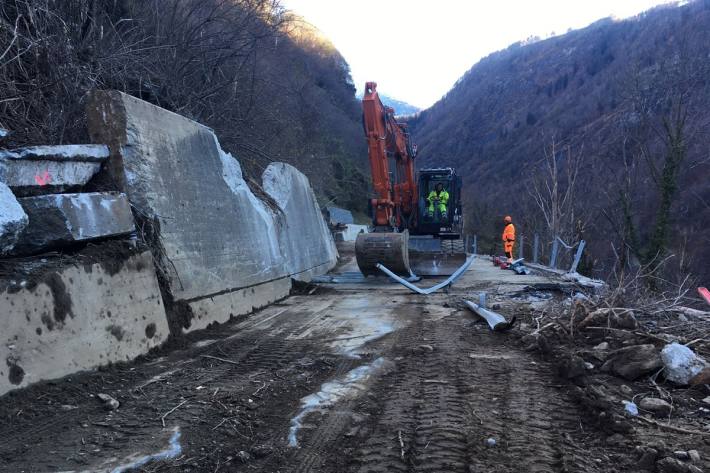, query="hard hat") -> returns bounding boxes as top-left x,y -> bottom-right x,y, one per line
504,215 -> 512,223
